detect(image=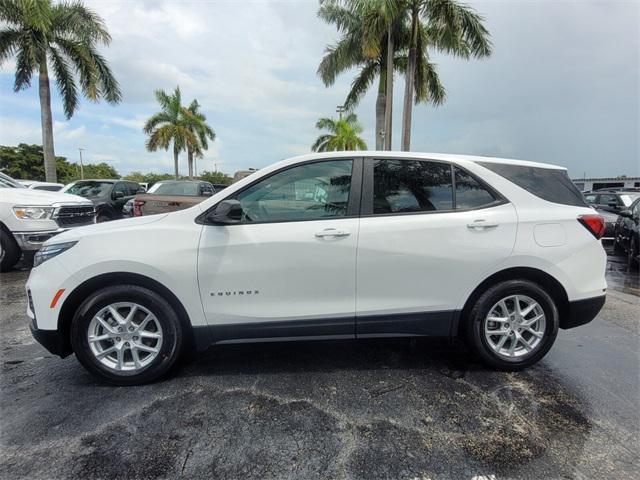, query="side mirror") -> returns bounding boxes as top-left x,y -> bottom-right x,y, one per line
618,209 -> 632,218
206,200 -> 243,224
137,187 -> 146,194
113,191 -> 125,200
201,189 -> 213,197
607,202 -> 619,209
